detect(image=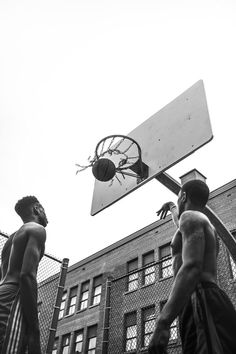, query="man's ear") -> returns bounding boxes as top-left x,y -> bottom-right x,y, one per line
181,192 -> 187,203
33,204 -> 40,215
